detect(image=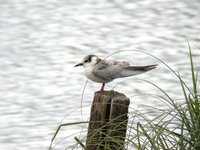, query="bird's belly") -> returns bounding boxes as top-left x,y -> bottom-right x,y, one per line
84,67 -> 108,83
